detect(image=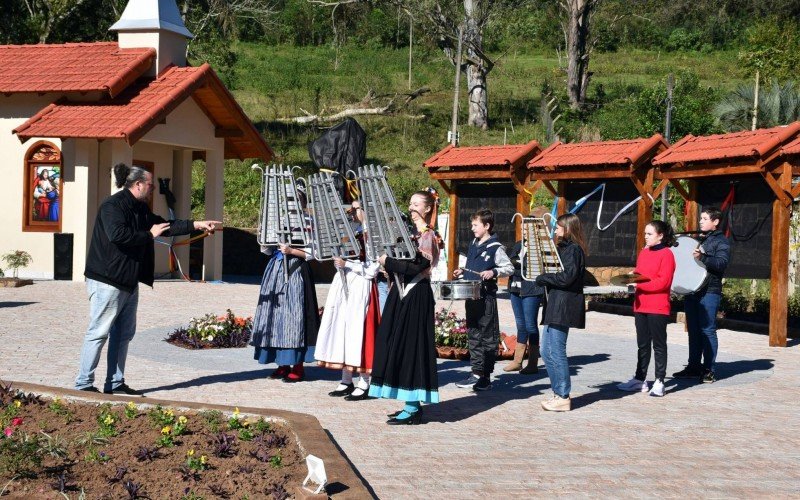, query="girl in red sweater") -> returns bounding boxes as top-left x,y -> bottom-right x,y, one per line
617,220 -> 676,397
